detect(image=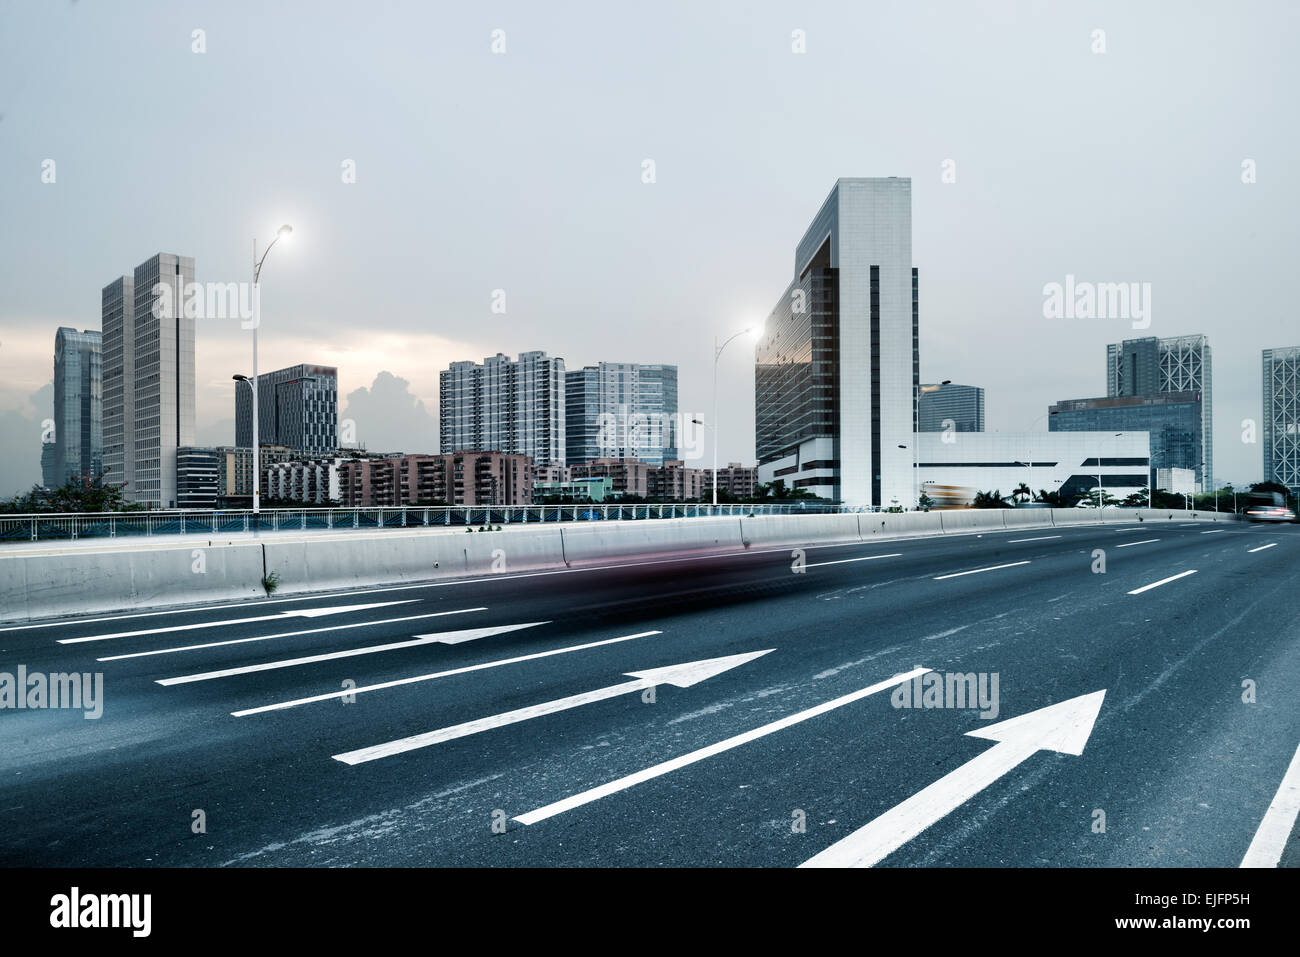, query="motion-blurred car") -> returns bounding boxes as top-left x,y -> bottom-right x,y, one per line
1244,491 -> 1296,523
